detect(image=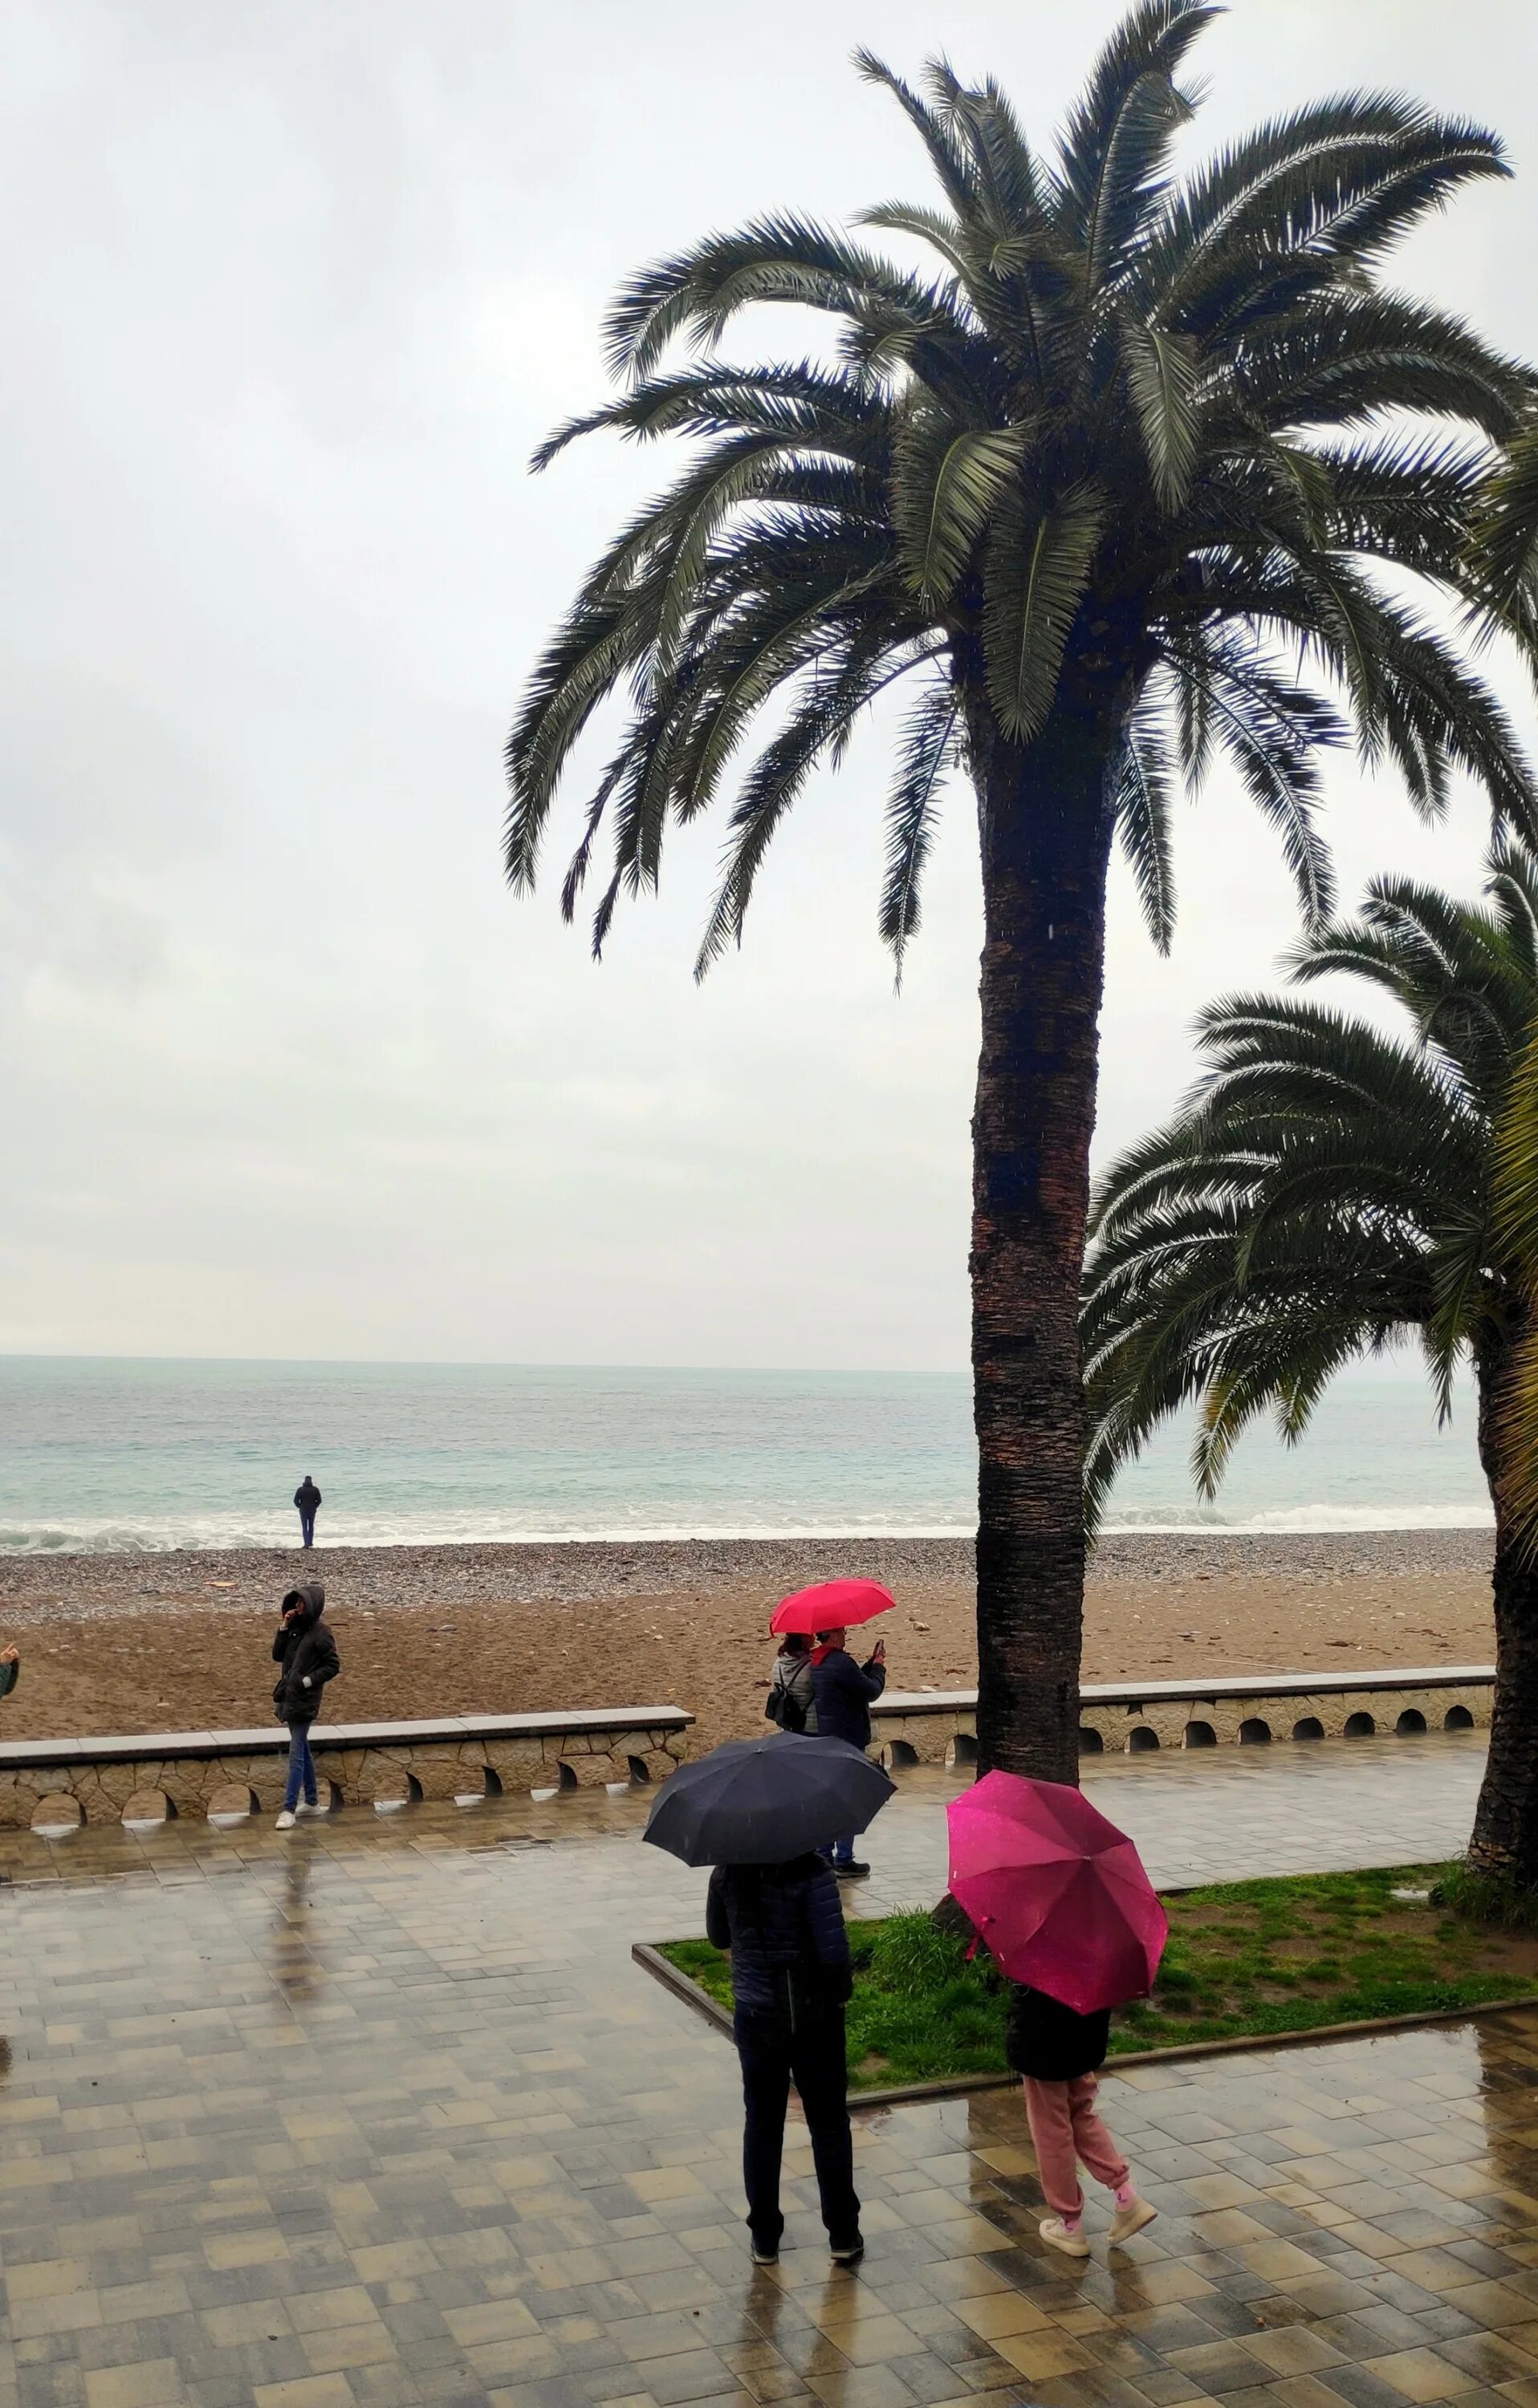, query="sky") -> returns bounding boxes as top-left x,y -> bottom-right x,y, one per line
2,0 -> 1537,1371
